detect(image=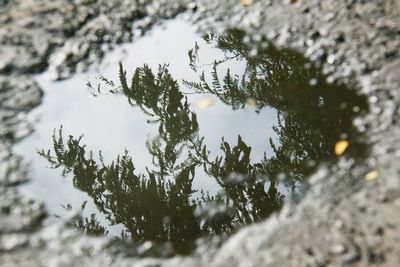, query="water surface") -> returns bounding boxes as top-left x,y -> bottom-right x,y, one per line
15,17 -> 368,254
